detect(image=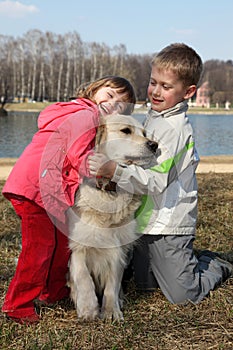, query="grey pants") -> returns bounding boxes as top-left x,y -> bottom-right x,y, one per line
133,234 -> 228,304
